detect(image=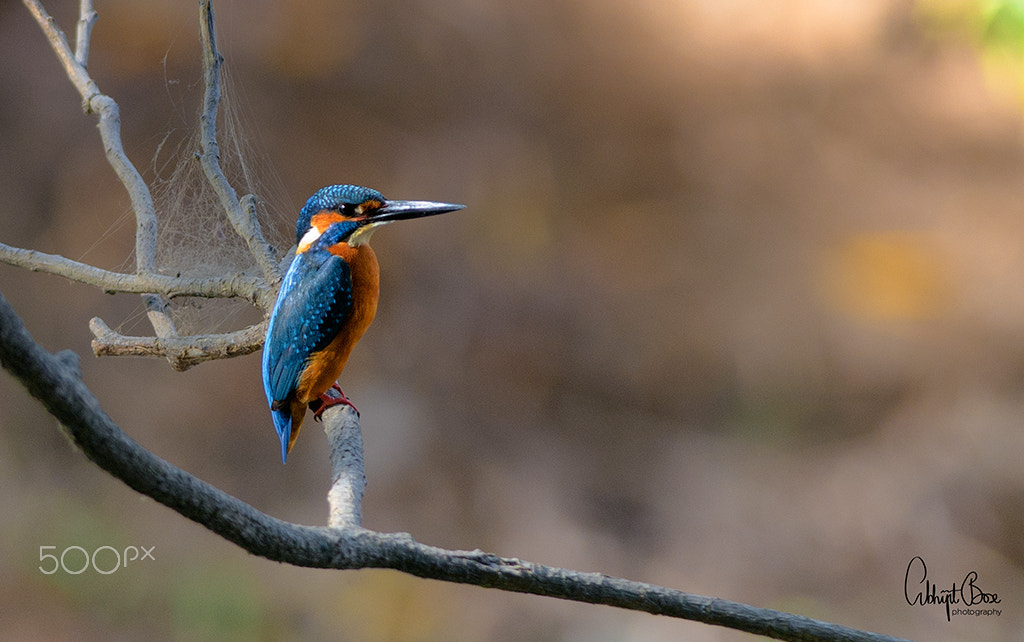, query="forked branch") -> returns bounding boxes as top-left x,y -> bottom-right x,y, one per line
0,242 -> 269,306
197,0 -> 281,286
11,0 -> 278,370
